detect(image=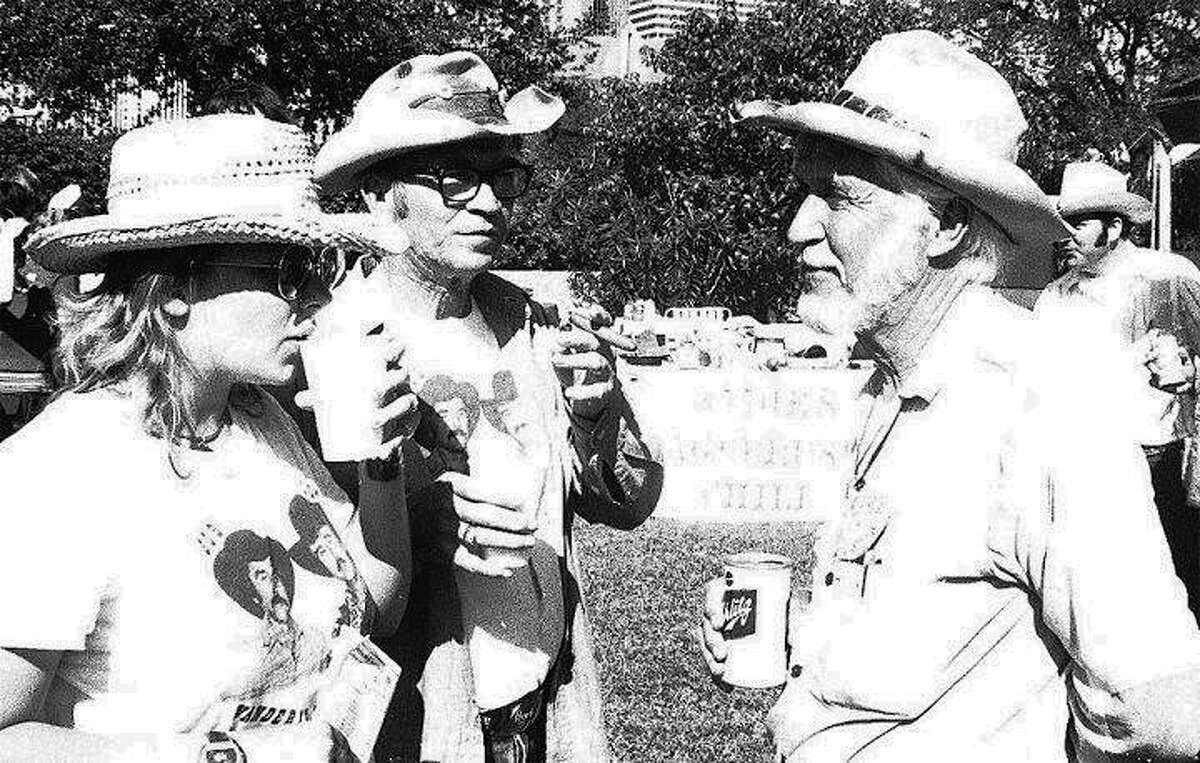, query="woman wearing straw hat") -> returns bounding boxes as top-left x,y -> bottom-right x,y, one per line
0,114 -> 418,761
